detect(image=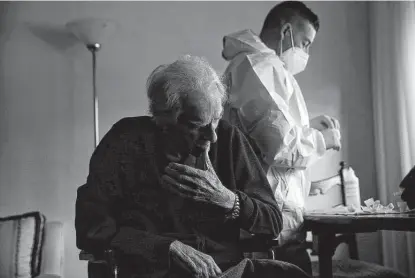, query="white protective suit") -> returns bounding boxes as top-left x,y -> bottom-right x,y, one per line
222,29 -> 327,245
